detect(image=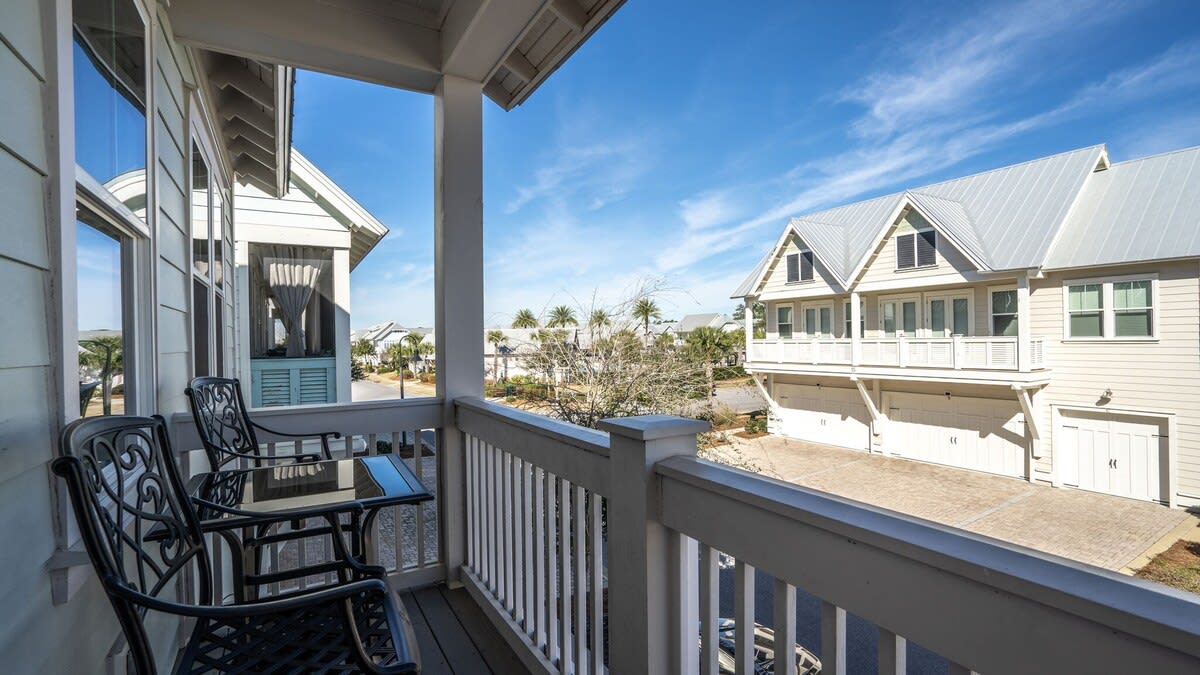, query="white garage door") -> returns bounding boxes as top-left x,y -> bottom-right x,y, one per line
774,384 -> 870,451
1056,410 -> 1166,503
884,392 -> 1027,478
